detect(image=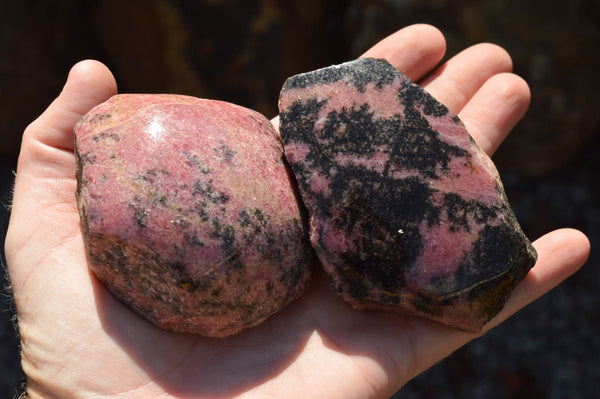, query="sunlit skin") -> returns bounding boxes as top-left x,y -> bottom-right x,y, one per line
5,24 -> 589,398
